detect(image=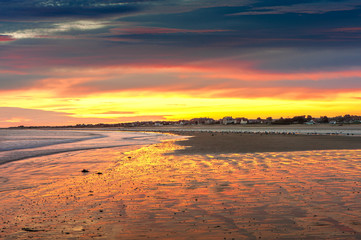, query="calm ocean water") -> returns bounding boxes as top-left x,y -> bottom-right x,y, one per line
0,129 -> 181,193
0,129 -> 178,165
